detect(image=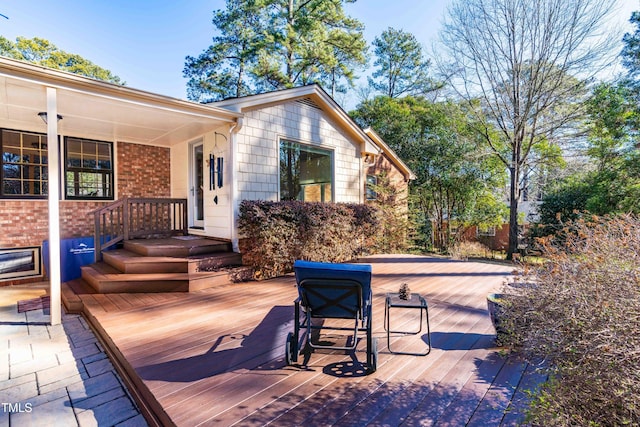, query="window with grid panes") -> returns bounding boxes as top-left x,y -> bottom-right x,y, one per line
1,129 -> 48,198
64,137 -> 114,199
